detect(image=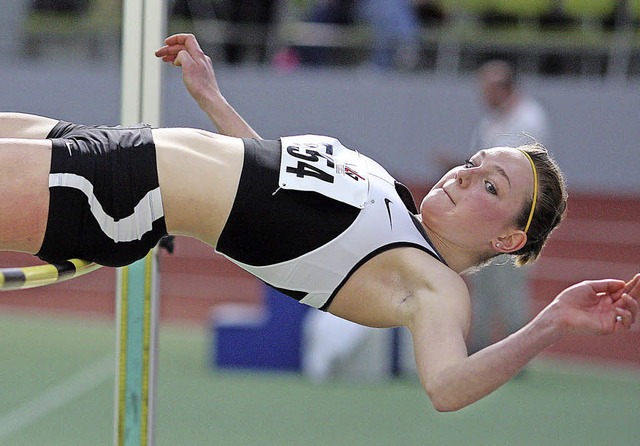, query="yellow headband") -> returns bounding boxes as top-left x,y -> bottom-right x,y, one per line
517,149 -> 538,234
